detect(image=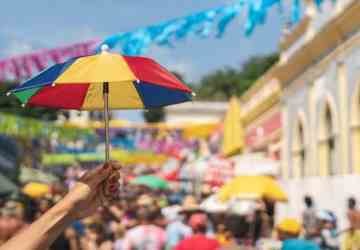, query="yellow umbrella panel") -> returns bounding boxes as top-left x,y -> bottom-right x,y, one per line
217,175 -> 288,202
